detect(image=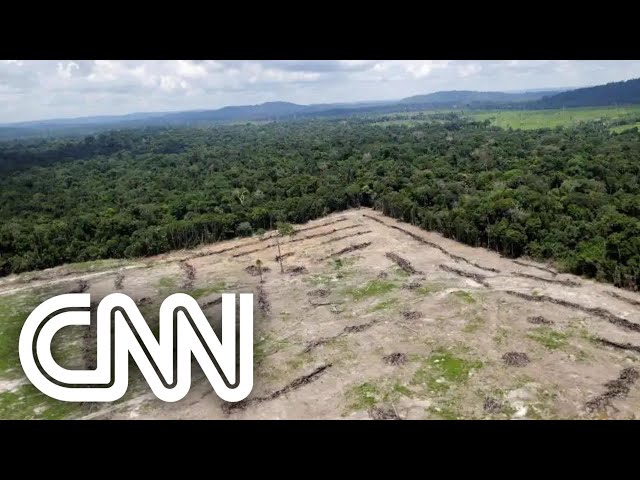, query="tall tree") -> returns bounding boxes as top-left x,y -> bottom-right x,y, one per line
275,222 -> 295,273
